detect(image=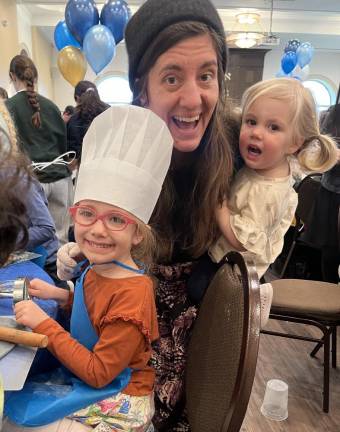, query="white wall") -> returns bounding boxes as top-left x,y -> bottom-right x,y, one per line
16,4 -> 32,56
51,36 -> 340,110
